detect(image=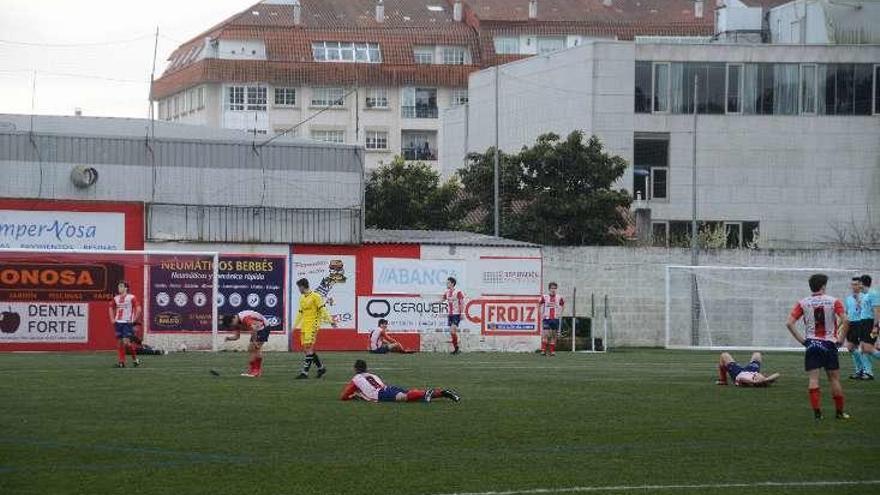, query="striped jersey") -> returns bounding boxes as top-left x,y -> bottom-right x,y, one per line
348,372 -> 387,402
789,294 -> 845,342
444,288 -> 465,316
111,294 -> 139,323
237,310 -> 267,331
369,328 -> 386,351
540,294 -> 565,320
